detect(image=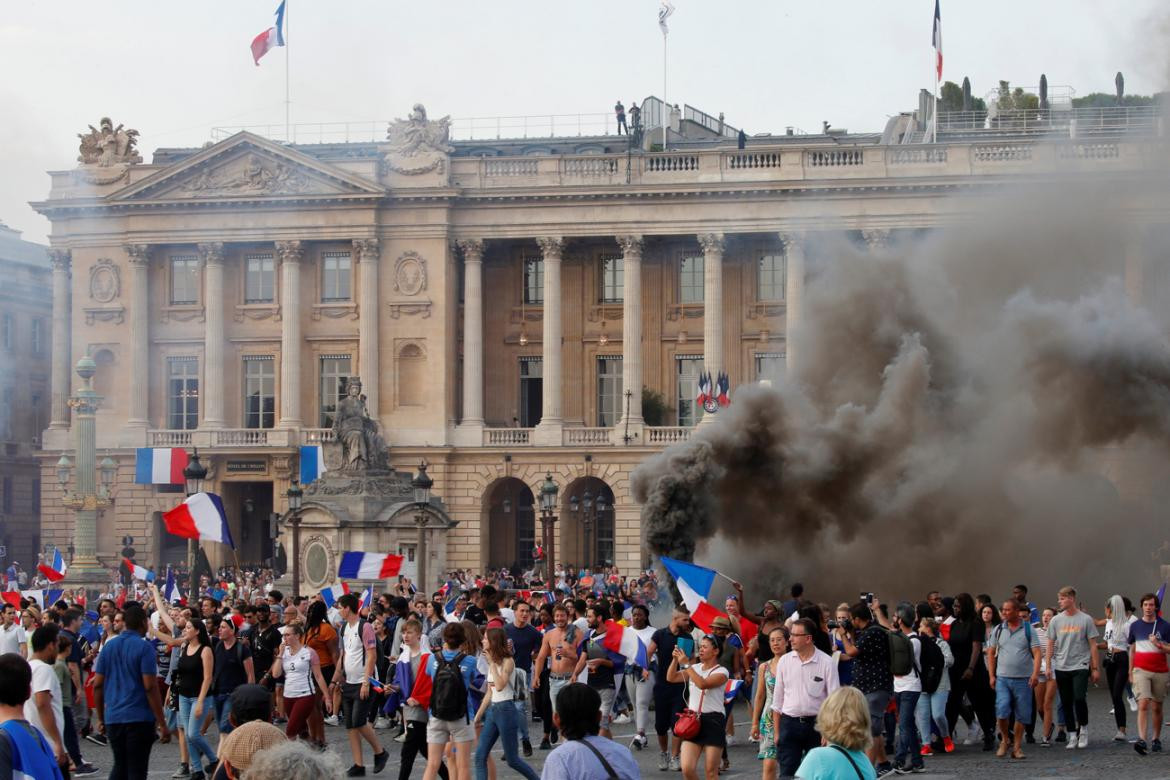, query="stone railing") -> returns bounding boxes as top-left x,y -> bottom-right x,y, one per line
646,426 -> 692,445
302,428 -> 335,444
148,429 -> 193,447
213,429 -> 269,446
563,156 -> 620,176
484,427 -> 533,446
726,151 -> 782,169
484,159 -> 540,177
645,153 -> 700,172
563,427 -> 612,446
973,144 -> 1033,162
